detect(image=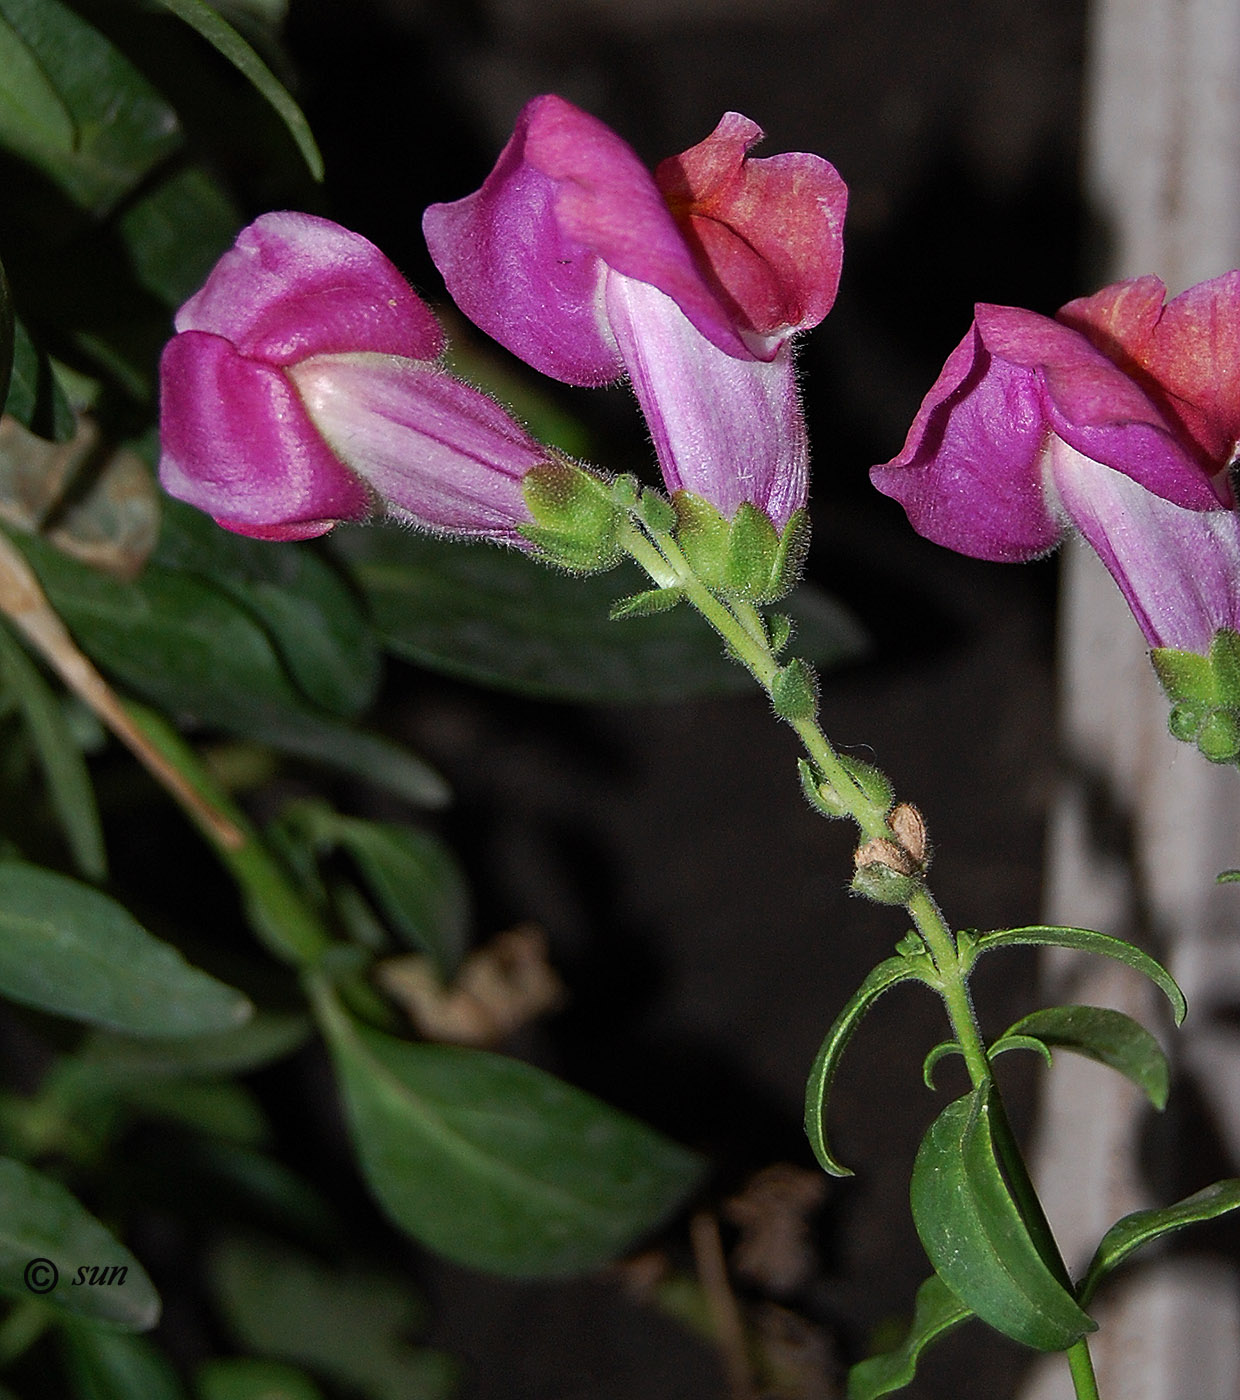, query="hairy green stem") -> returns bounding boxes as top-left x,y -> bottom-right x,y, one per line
623,521 -> 1101,1399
